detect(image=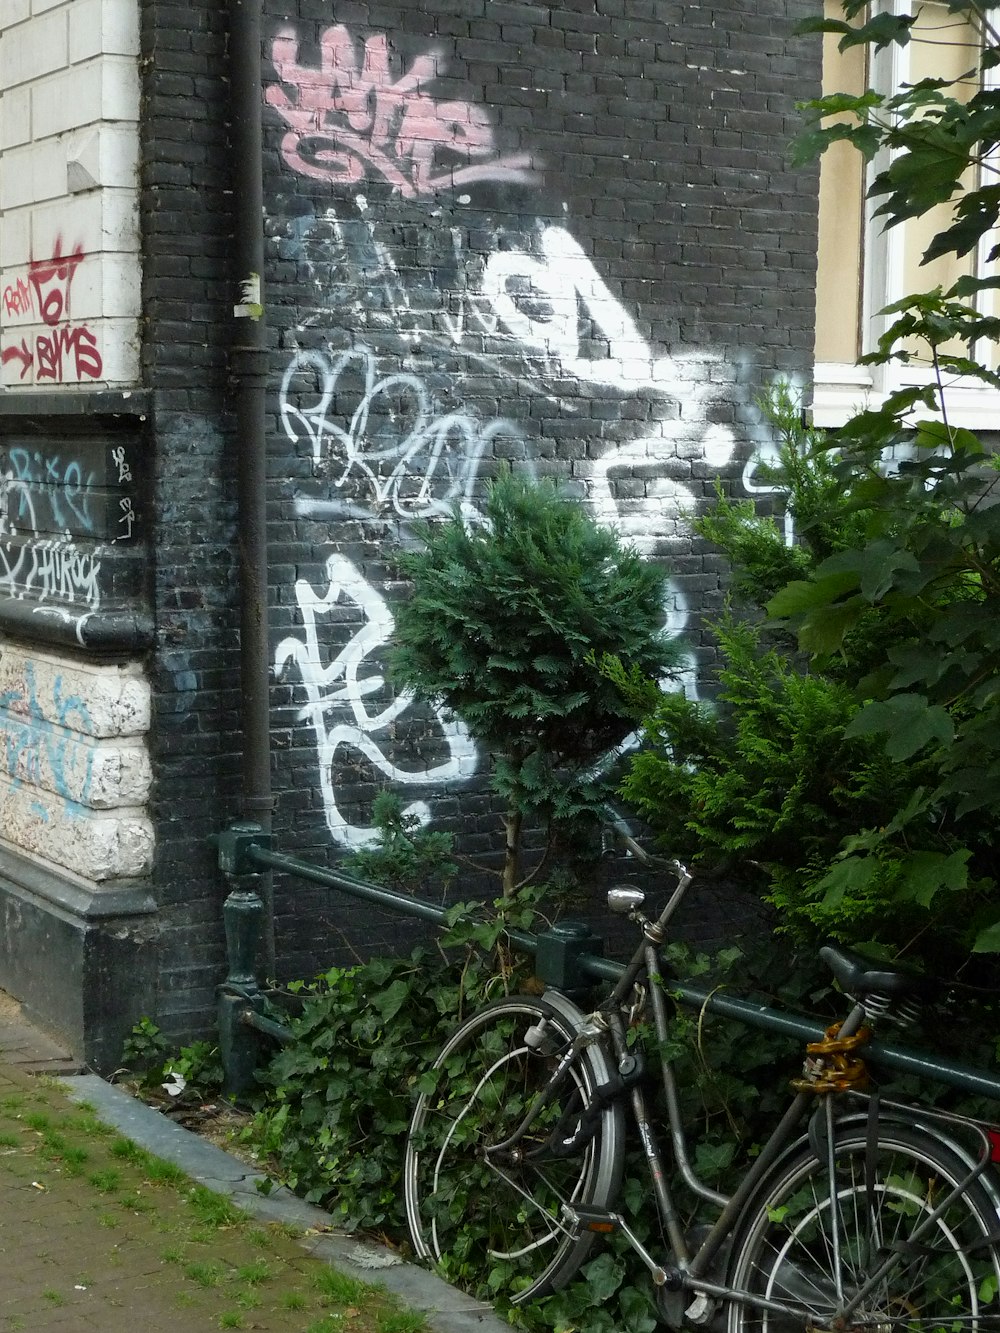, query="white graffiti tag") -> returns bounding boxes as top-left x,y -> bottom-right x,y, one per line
0,475 -> 102,635
275,552 -> 478,847
280,346 -> 523,522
